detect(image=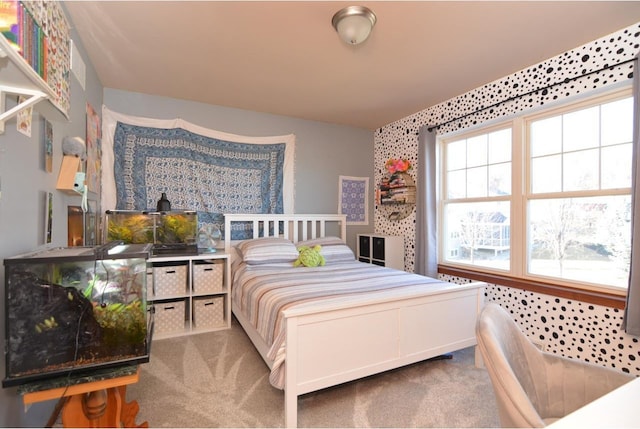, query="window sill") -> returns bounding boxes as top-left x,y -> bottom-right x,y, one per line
438,265 -> 627,309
